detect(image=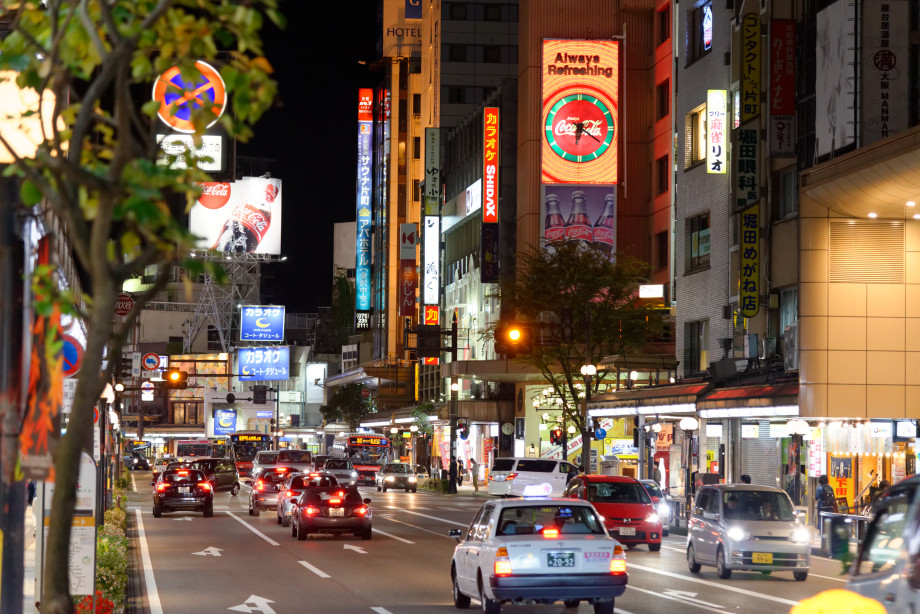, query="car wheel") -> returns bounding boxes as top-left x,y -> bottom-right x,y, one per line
377,485 -> 381,492
296,521 -> 308,541
563,599 -> 580,608
649,542 -> 661,552
203,503 -> 213,518
291,518 -> 297,538
663,529 -> 670,537
276,511 -> 282,525
793,571 -> 808,581
248,501 -> 256,516
687,544 -> 701,573
282,514 -> 291,527
716,546 -> 731,579
479,576 -> 501,614
760,570 -> 772,575
405,487 -> 410,492
152,505 -> 162,518
412,488 -> 417,493
592,600 -> 614,614
382,485 -> 388,492
452,567 -> 471,609
230,483 -> 240,496
361,528 -> 372,540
